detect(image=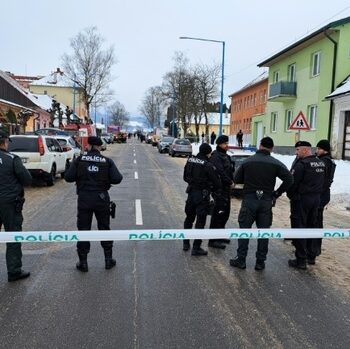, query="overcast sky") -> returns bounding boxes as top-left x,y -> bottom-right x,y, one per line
1,0 -> 350,116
